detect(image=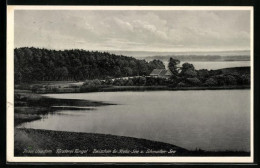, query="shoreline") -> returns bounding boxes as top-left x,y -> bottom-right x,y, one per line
15,128 -> 250,156
30,85 -> 250,94
100,85 -> 250,92
14,91 -> 114,126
